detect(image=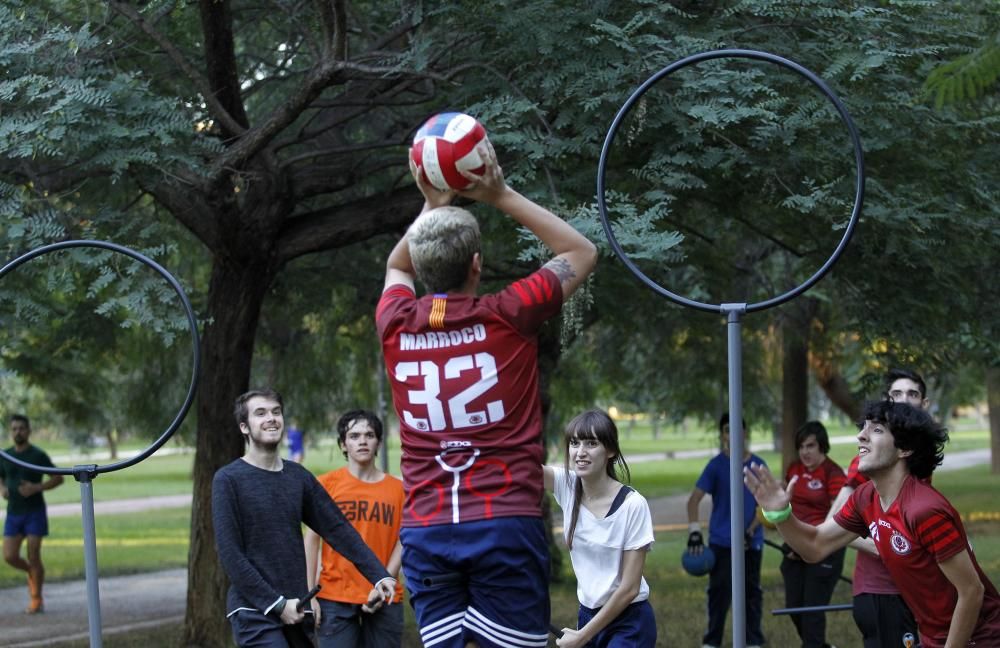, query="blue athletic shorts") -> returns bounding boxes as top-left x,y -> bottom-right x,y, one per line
401,517 -> 550,648
578,599 -> 657,648
3,509 -> 49,538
